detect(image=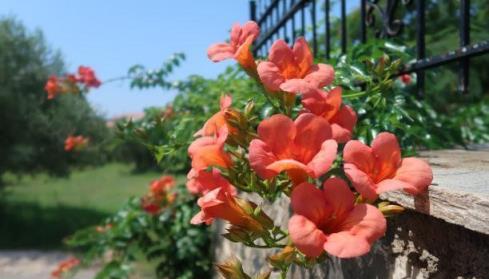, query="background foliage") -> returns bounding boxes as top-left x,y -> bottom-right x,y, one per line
66,183 -> 212,279
116,67 -> 266,173
0,17 -> 112,180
